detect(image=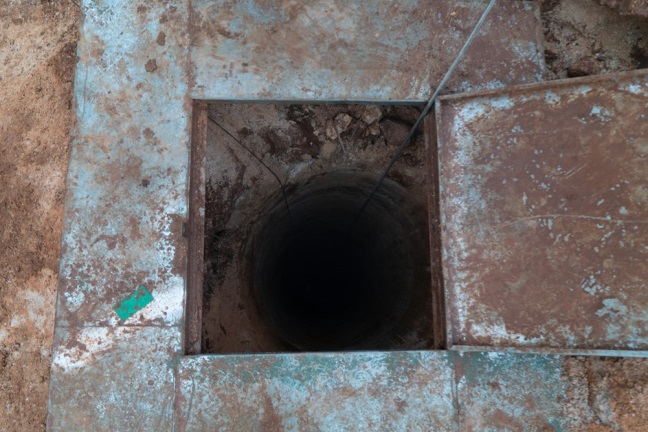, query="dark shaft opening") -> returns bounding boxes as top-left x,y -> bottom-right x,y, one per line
251,171 -> 431,351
